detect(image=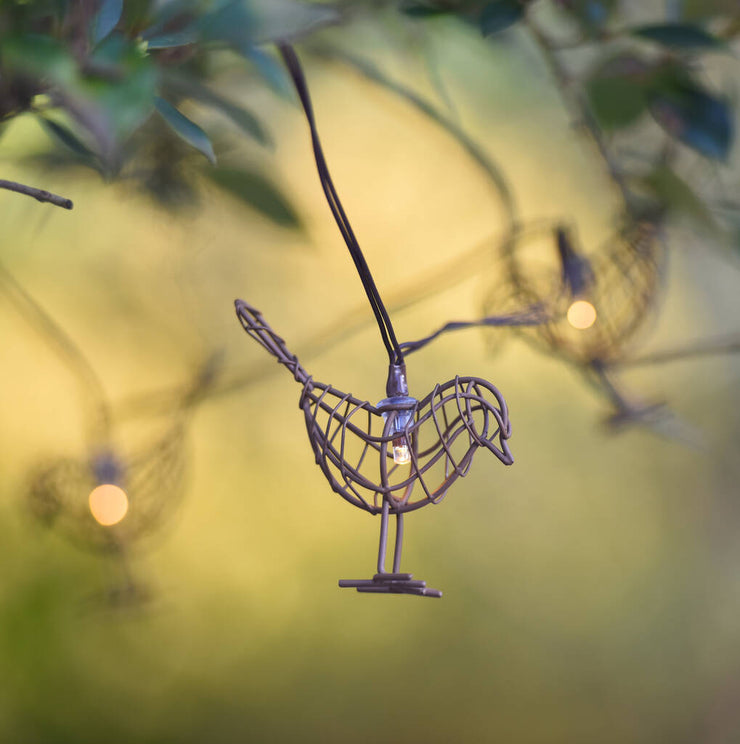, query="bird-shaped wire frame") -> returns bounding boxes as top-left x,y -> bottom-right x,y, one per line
27,412 -> 189,553
236,300 -> 512,597
479,215 -> 675,432
484,216 -> 665,365
24,361 -> 215,606
0,252 -> 217,604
